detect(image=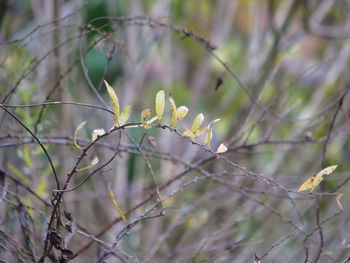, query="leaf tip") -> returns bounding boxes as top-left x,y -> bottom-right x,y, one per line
155,90 -> 165,122
216,142 -> 228,153
74,121 -> 87,150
